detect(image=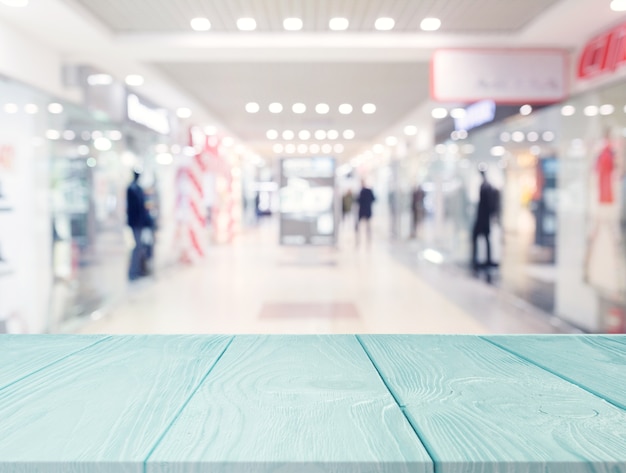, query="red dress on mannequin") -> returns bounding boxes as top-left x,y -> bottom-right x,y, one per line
596,143 -> 615,204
